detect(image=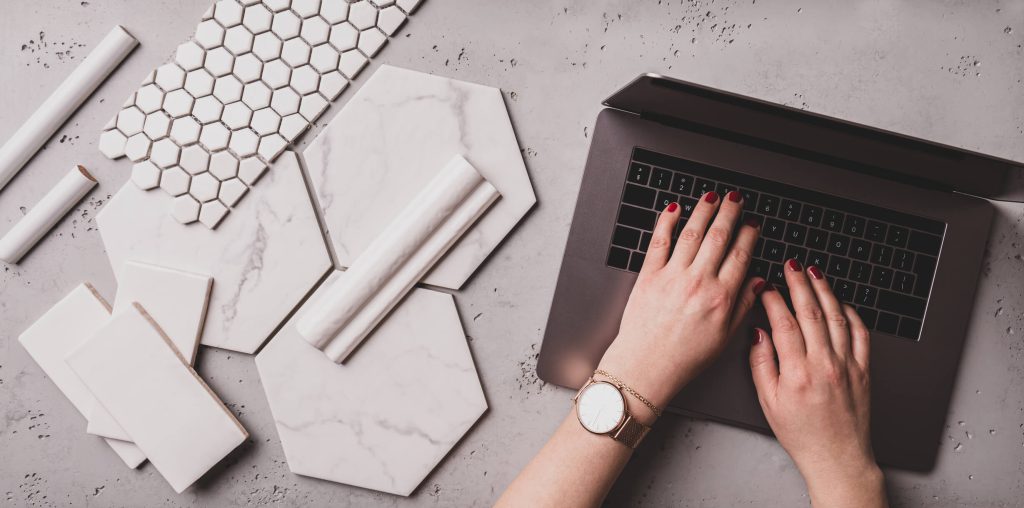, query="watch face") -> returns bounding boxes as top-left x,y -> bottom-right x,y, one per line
576,381 -> 625,434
